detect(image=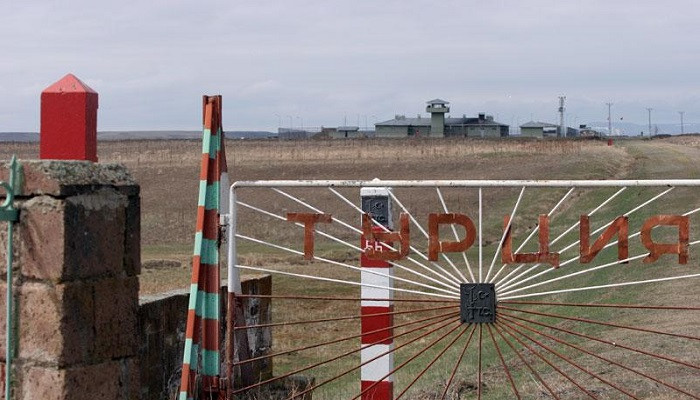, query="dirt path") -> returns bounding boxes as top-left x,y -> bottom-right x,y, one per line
618,138 -> 700,179
525,138 -> 700,400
